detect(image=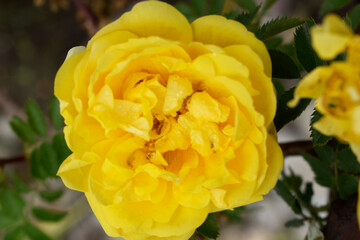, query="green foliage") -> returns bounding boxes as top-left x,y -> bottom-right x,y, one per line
175,3 -> 196,22
0,189 -> 26,220
52,133 -> 71,164
285,218 -> 305,228
32,207 -> 67,222
208,0 -> 225,14
12,171 -> 30,193
314,145 -> 334,165
274,87 -> 311,131
23,222 -> 52,240
4,227 -> 26,240
223,207 -> 245,221
39,190 -> 64,202
310,110 -> 333,146
337,173 -> 358,200
39,142 -> 59,177
30,148 -> 48,180
320,0 -> 352,16
49,97 -> 63,130
256,17 -> 304,40
294,19 -> 323,72
275,180 -> 302,214
264,37 -> 282,49
303,183 -> 314,204
190,0 -> 206,16
25,99 -> 47,136
302,153 -> 333,187
196,213 -> 219,239
234,5 -> 260,26
233,0 -> 257,11
10,116 -> 36,143
269,50 -> 300,79
337,148 -> 360,173
349,4 -> 360,30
